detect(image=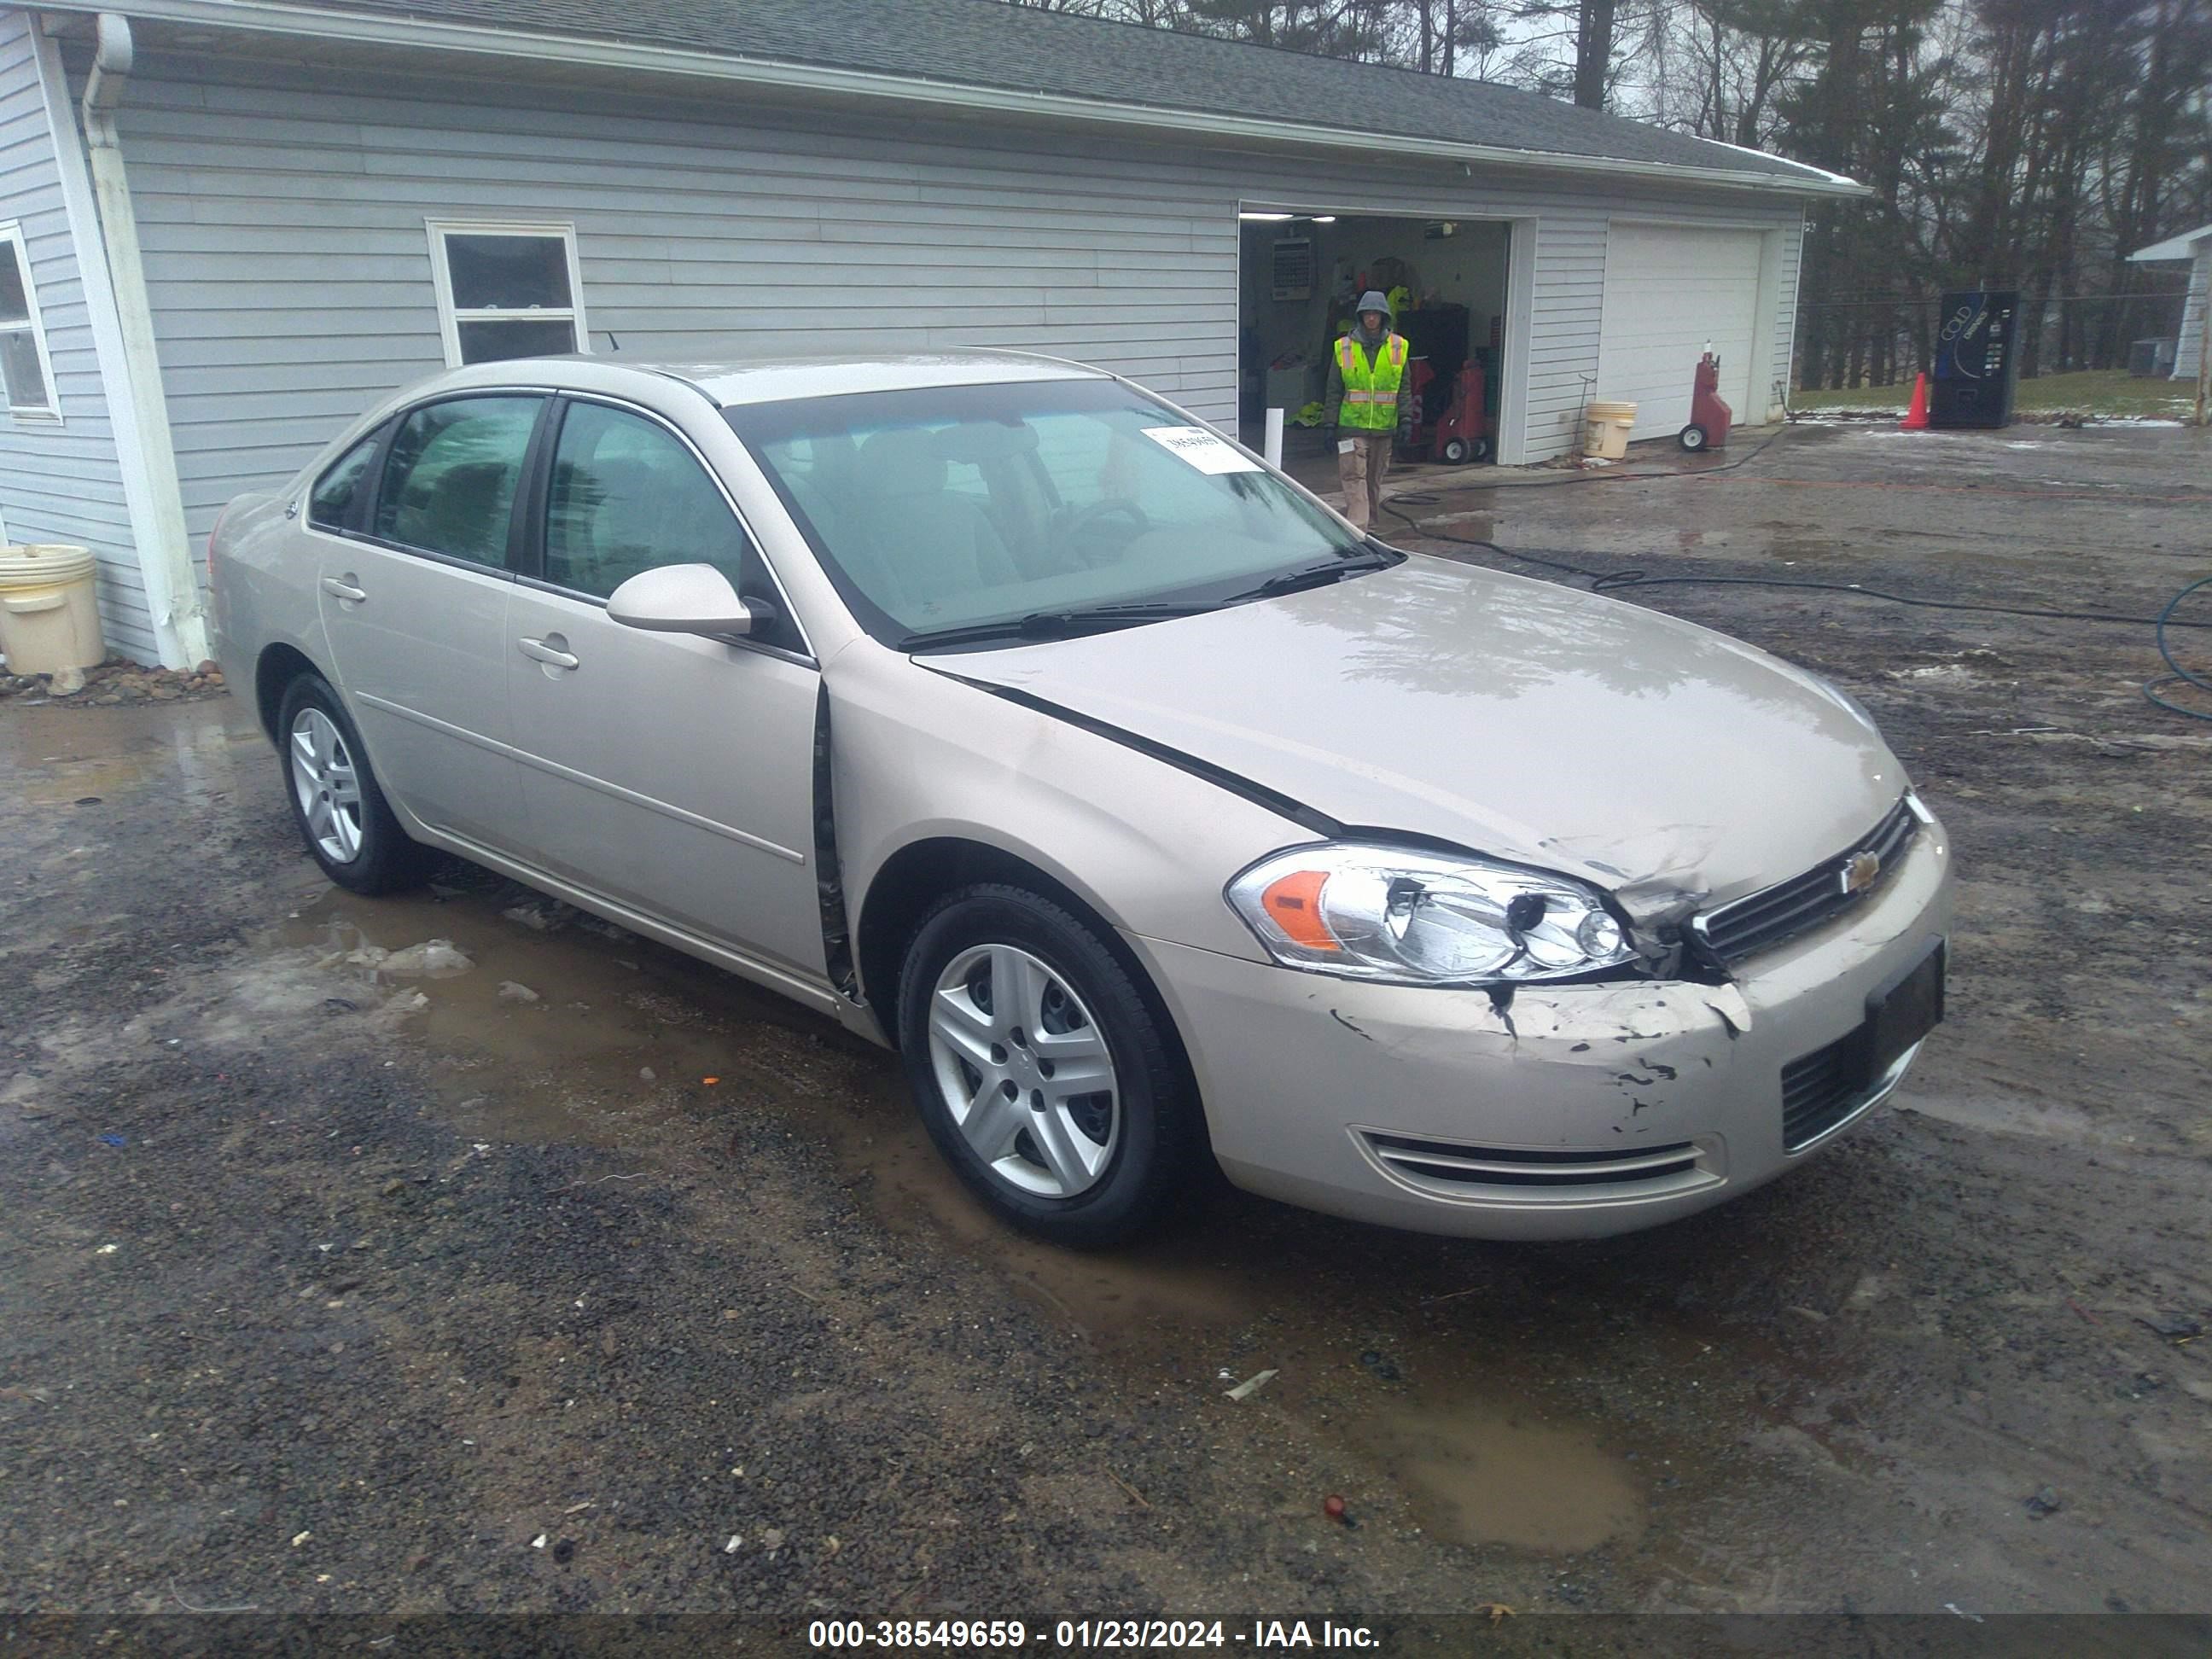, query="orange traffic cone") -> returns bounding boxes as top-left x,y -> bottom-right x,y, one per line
1901,371 -> 1930,431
